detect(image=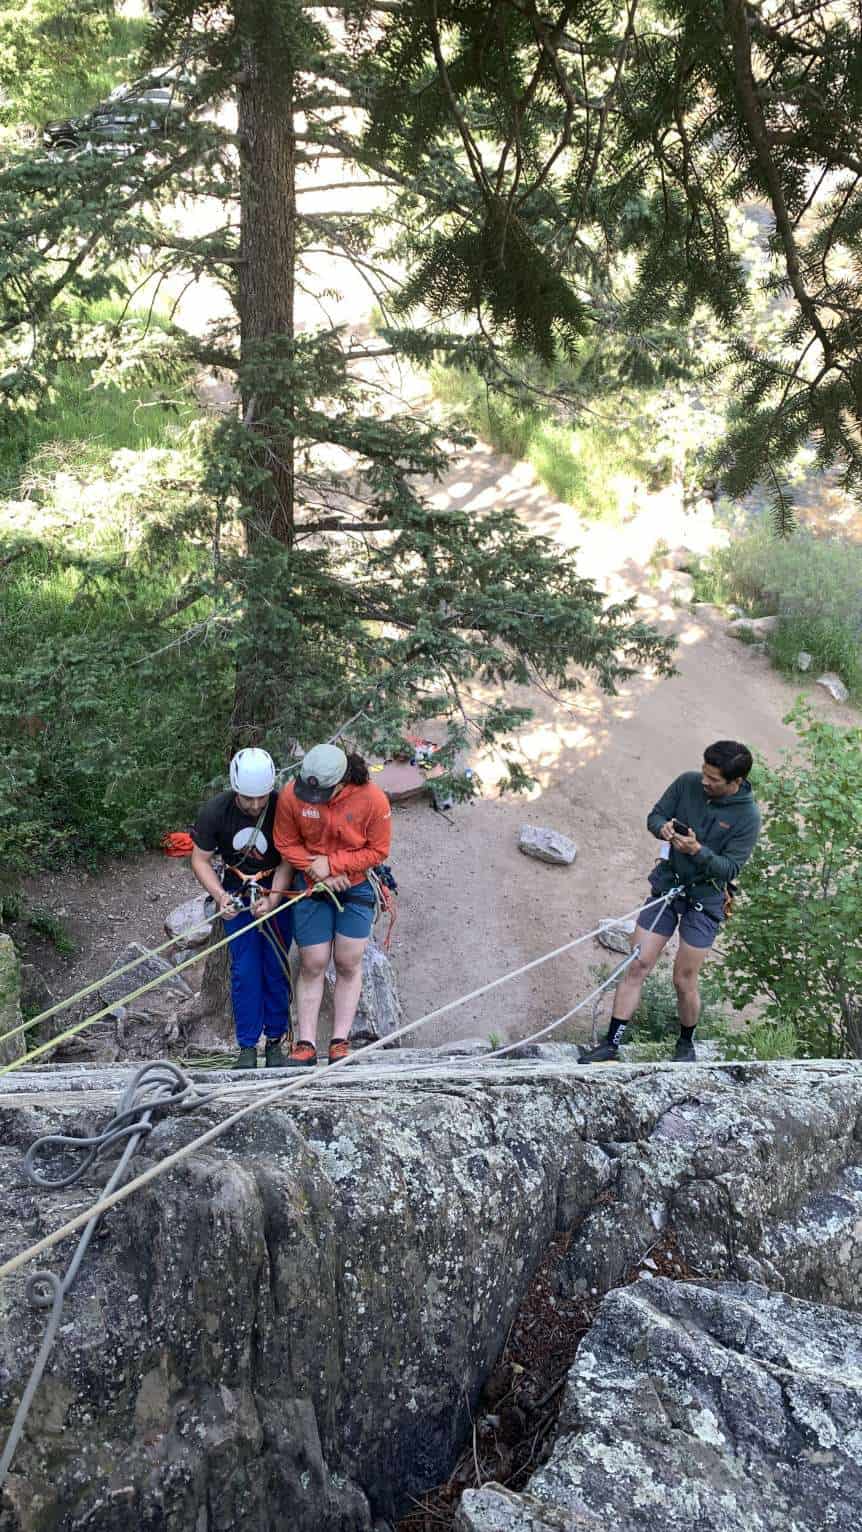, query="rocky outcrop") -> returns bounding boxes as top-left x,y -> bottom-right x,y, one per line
458,1278 -> 862,1531
728,614 -> 778,636
2,1058 -> 862,1528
